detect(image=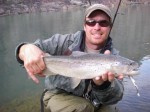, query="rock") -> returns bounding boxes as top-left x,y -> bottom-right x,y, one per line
70,0 -> 84,5
0,8 -> 5,15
